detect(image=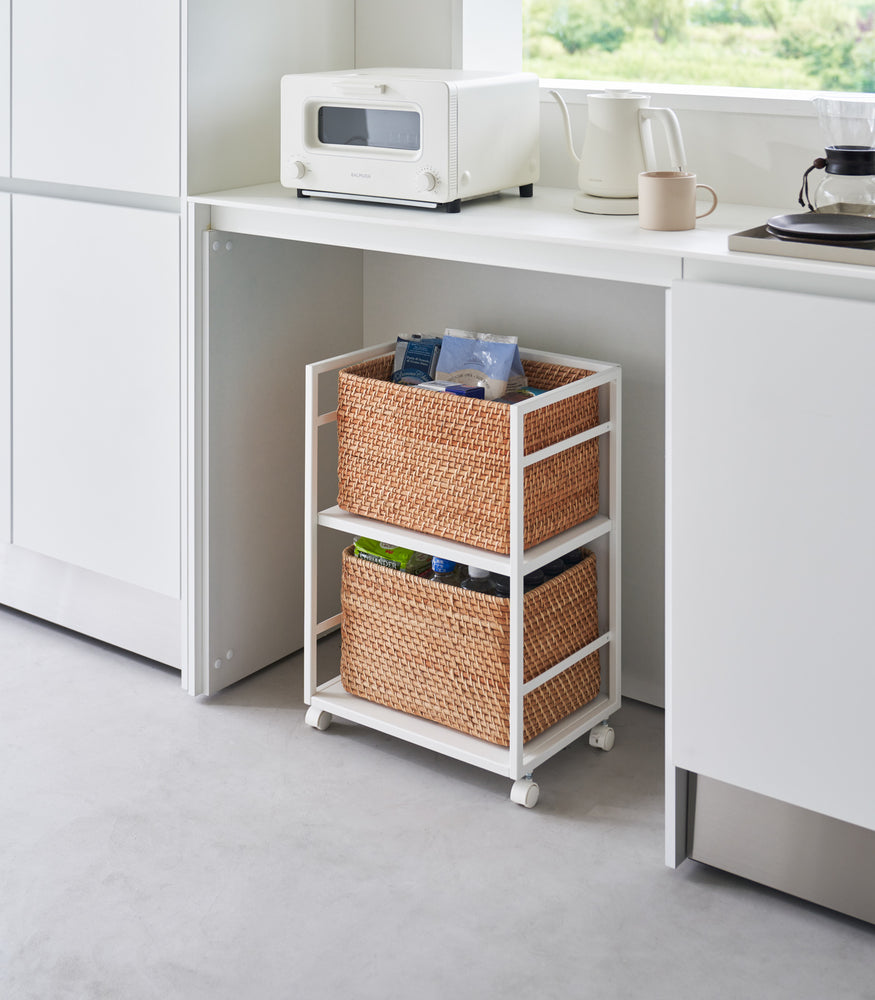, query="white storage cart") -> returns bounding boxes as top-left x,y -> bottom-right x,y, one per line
304,342 -> 621,806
